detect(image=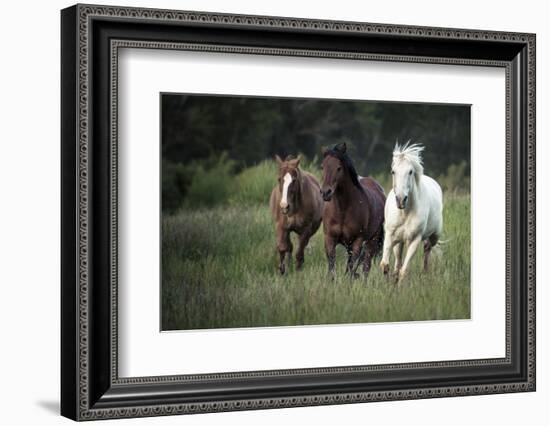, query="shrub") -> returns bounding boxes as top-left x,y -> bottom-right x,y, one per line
184,153 -> 236,208
162,161 -> 197,212
229,160 -> 277,206
229,155 -> 322,206
437,161 -> 470,193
